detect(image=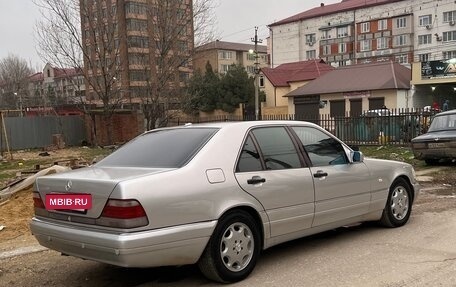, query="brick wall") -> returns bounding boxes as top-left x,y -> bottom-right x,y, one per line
85,111 -> 145,146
